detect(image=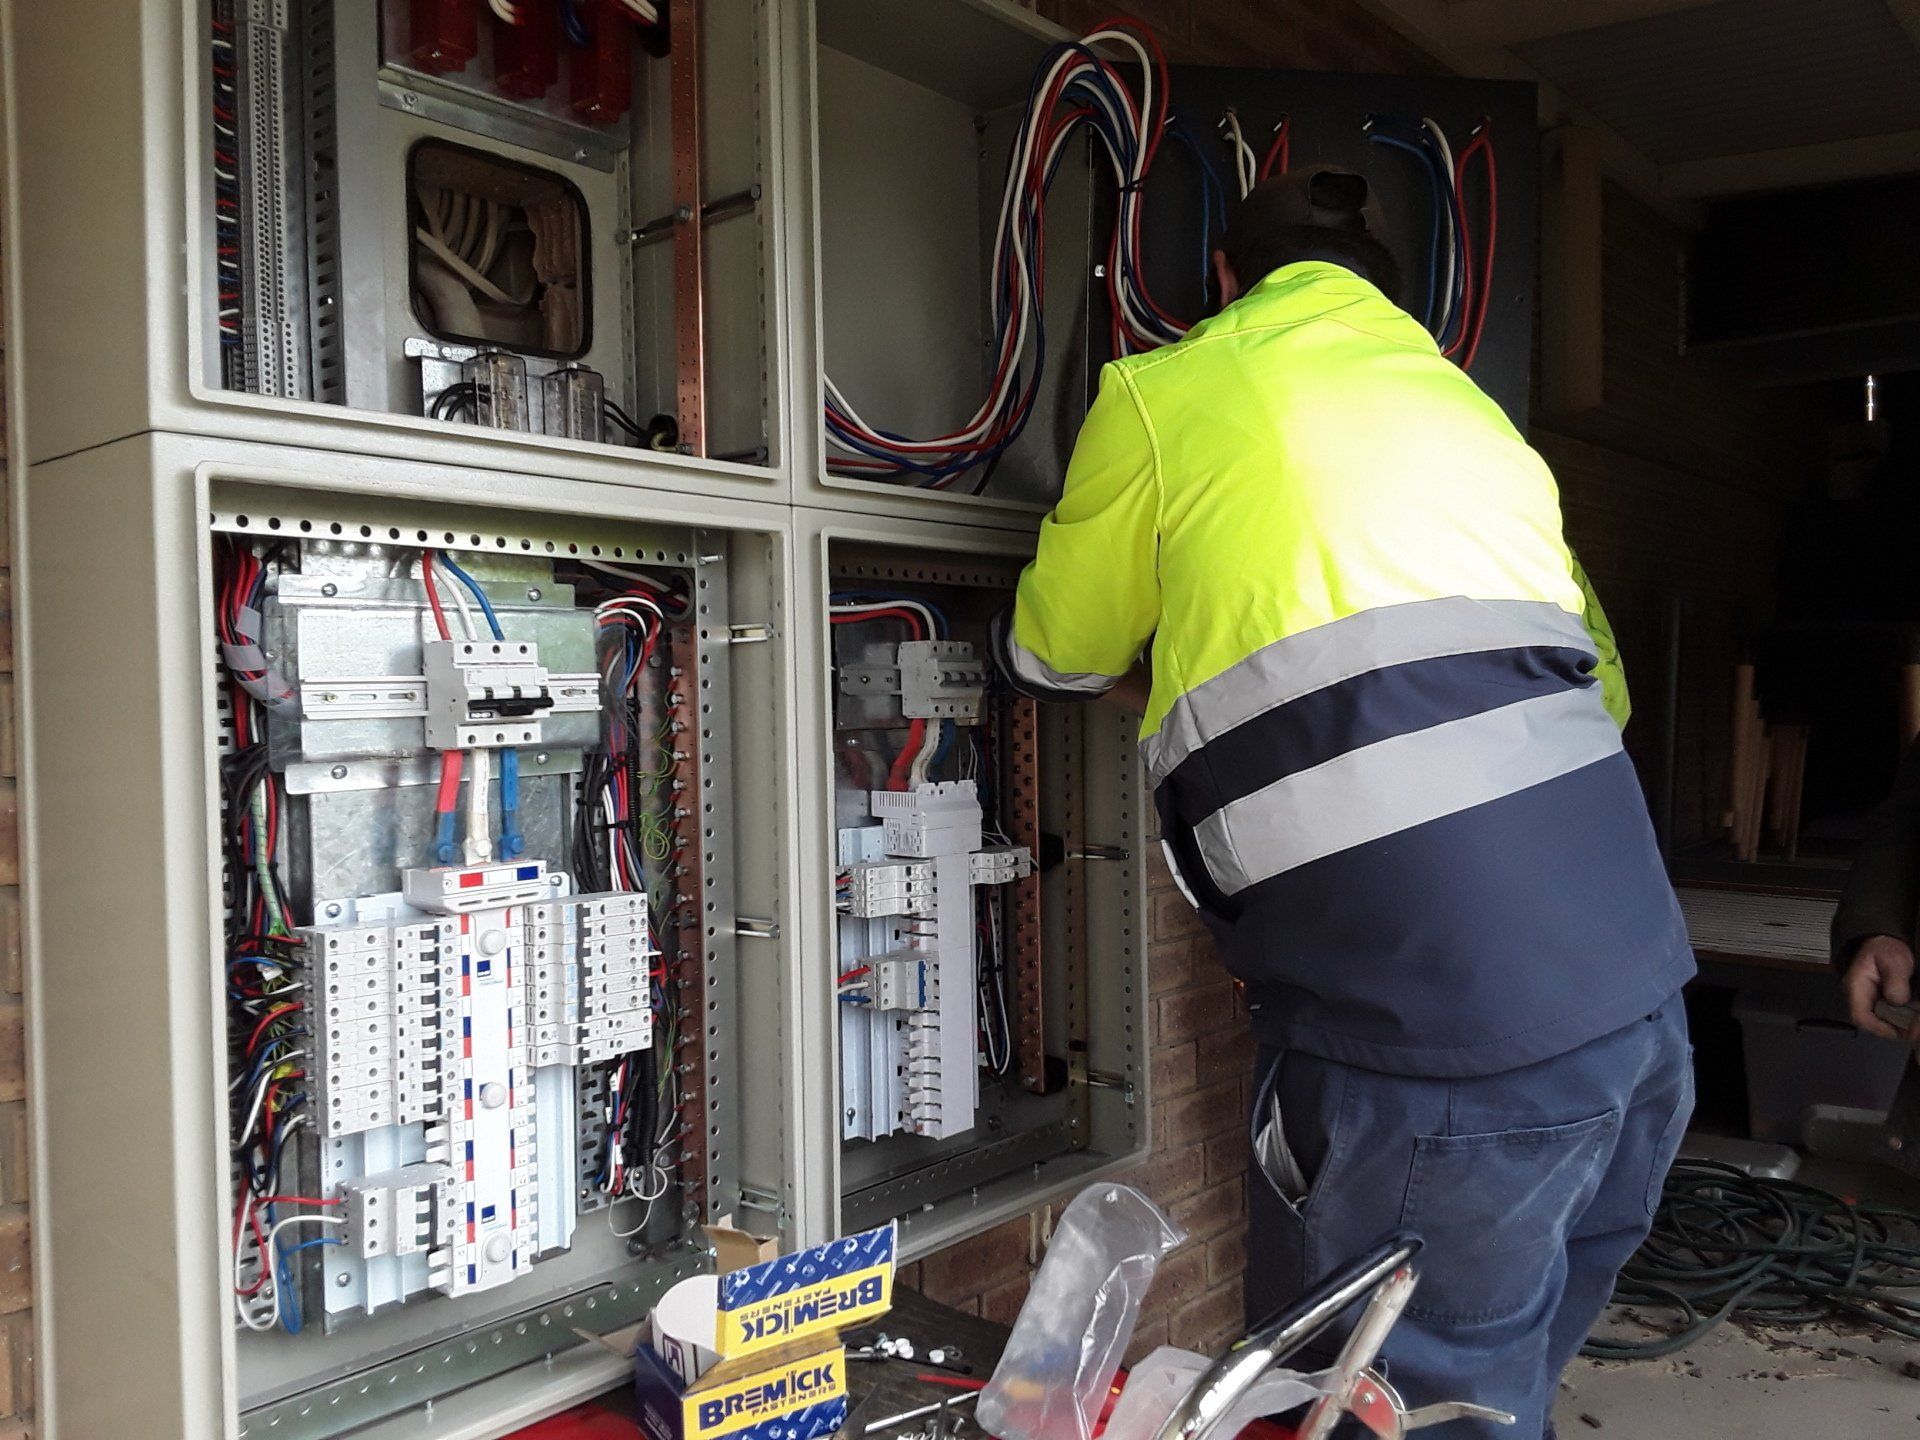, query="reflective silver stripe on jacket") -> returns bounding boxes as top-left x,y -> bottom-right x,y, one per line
994,616 -> 1123,698
1193,686 -> 1623,894
1143,597 -> 1594,784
